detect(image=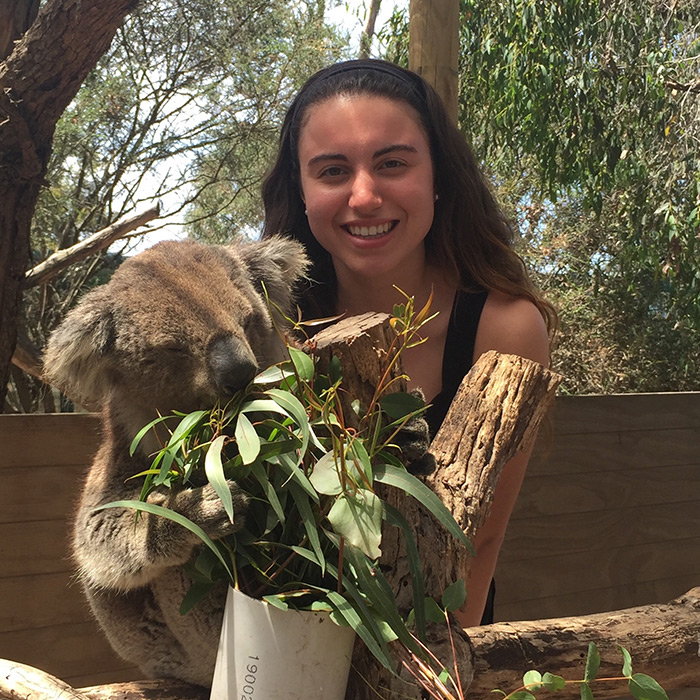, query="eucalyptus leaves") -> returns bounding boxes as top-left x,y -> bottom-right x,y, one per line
102,300 -> 472,674
495,643 -> 669,700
